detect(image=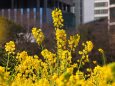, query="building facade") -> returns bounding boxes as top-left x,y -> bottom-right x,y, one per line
0,0 -> 75,29
74,0 -> 94,27
74,0 -> 115,27
109,0 -> 115,24
94,0 -> 109,20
